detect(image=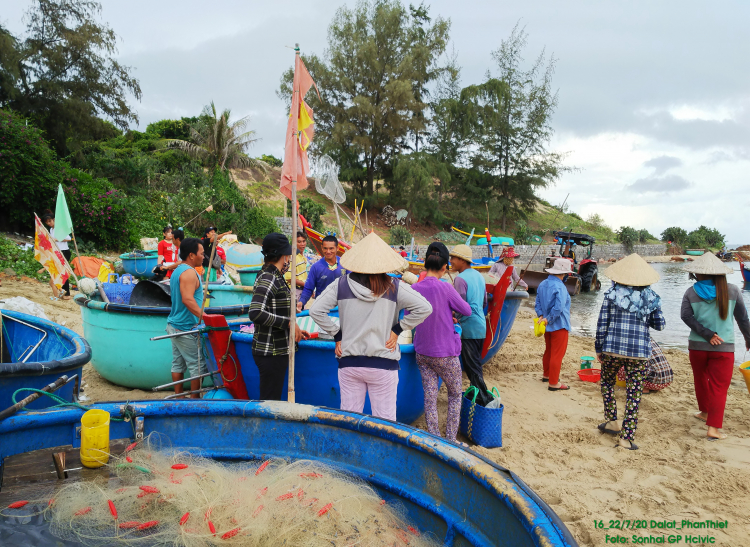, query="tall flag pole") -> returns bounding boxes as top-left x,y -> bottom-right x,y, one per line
280,44 -> 318,403
54,183 -> 82,275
